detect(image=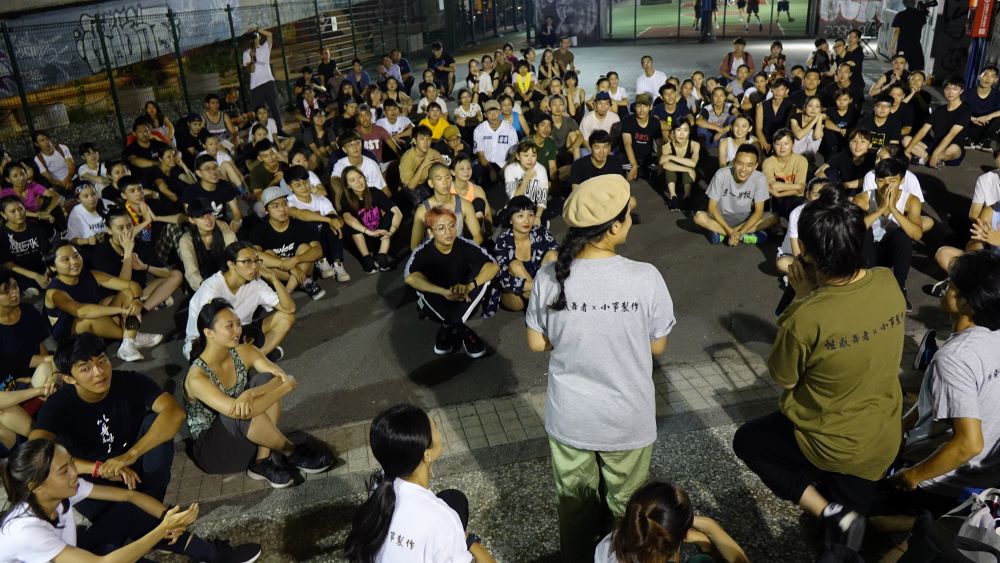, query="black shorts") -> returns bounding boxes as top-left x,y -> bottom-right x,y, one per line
747,0 -> 760,13
923,136 -> 966,166
189,372 -> 274,474
777,0 -> 790,11
737,0 -> 747,8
